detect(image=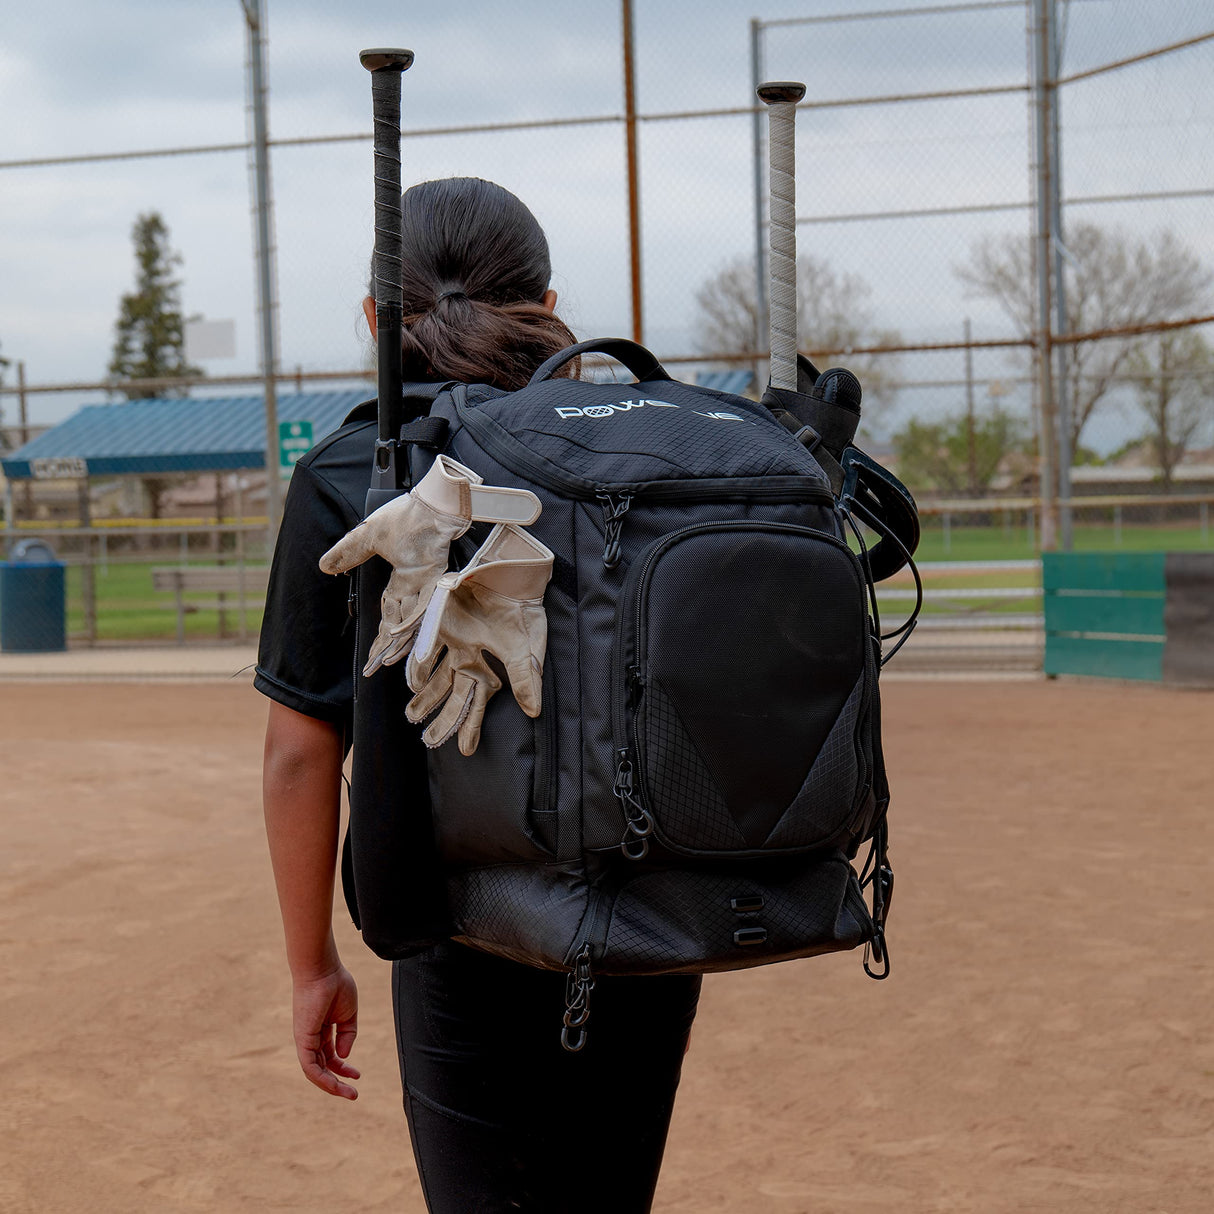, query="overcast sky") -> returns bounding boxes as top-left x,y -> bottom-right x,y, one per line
1,0 -> 1211,451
